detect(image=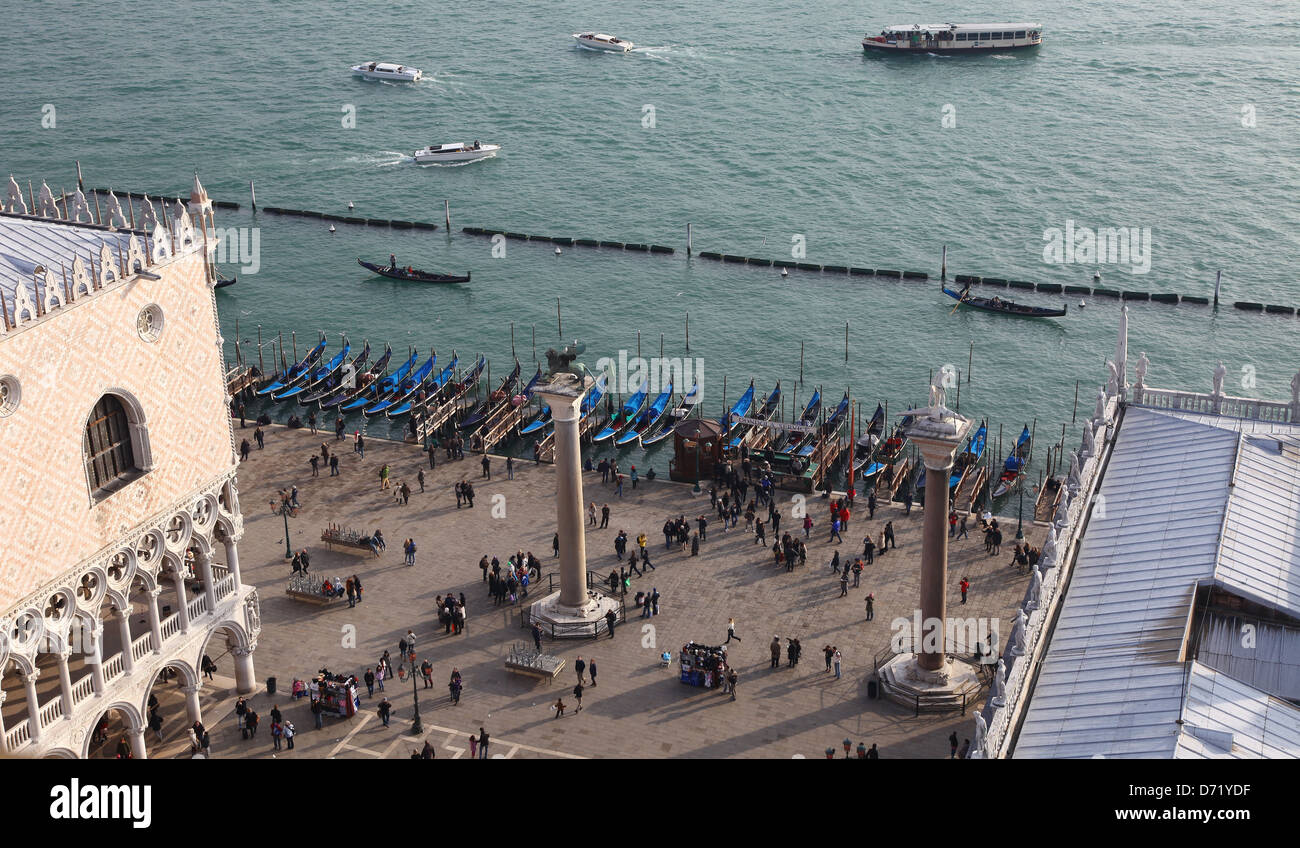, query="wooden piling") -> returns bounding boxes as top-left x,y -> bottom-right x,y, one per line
250,181 -> 257,212
687,223 -> 693,256
685,312 -> 690,352
444,199 -> 451,229
941,244 -> 947,281
968,341 -> 973,383
510,322 -> 516,359
556,297 -> 562,337
76,160 -> 84,193
845,322 -> 849,361
799,341 -> 805,384
1072,380 -> 1079,423
257,326 -> 264,373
